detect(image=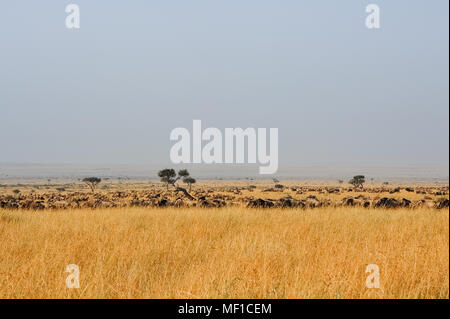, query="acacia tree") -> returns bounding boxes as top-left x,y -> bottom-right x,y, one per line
177,169 -> 196,191
158,169 -> 177,190
183,177 -> 196,192
178,169 -> 190,180
349,175 -> 365,189
82,177 -> 102,193
157,169 -> 197,200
